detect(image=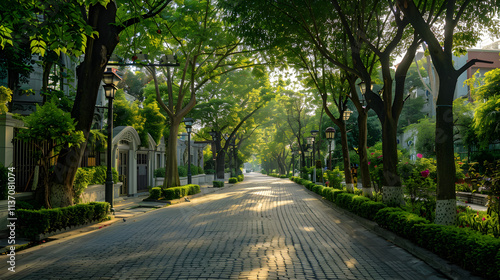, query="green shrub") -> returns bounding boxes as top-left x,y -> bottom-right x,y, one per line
312,185 -> 325,195
159,184 -> 200,200
185,184 -> 201,195
149,187 -> 162,200
178,165 -> 187,177
412,223 -> 500,279
17,200 -> 35,210
0,163 -> 9,200
331,189 -> 347,202
17,202 -> 109,239
154,167 -> 165,178
261,170 -> 267,174
374,207 -> 430,240
229,177 -> 238,184
213,181 -> 224,188
205,169 -> 215,174
336,193 -> 356,209
350,195 -> 371,214
325,167 -> 344,189
73,166 -> 119,204
237,174 -> 244,182
305,182 -> 316,190
357,201 -> 387,220
73,168 -> 93,204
